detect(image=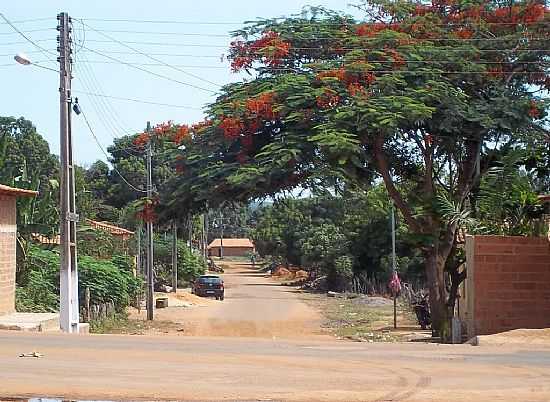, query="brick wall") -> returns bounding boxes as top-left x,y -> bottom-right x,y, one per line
0,195 -> 17,316
462,235 -> 550,337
